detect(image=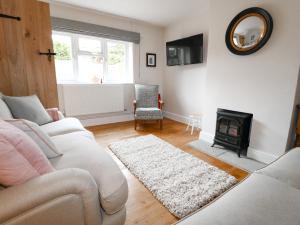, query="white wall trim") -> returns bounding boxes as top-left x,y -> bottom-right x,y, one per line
164,111 -> 201,127
164,111 -> 189,124
80,113 -> 134,127
247,147 -> 278,164
199,131 -> 278,164
81,111 -> 196,128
